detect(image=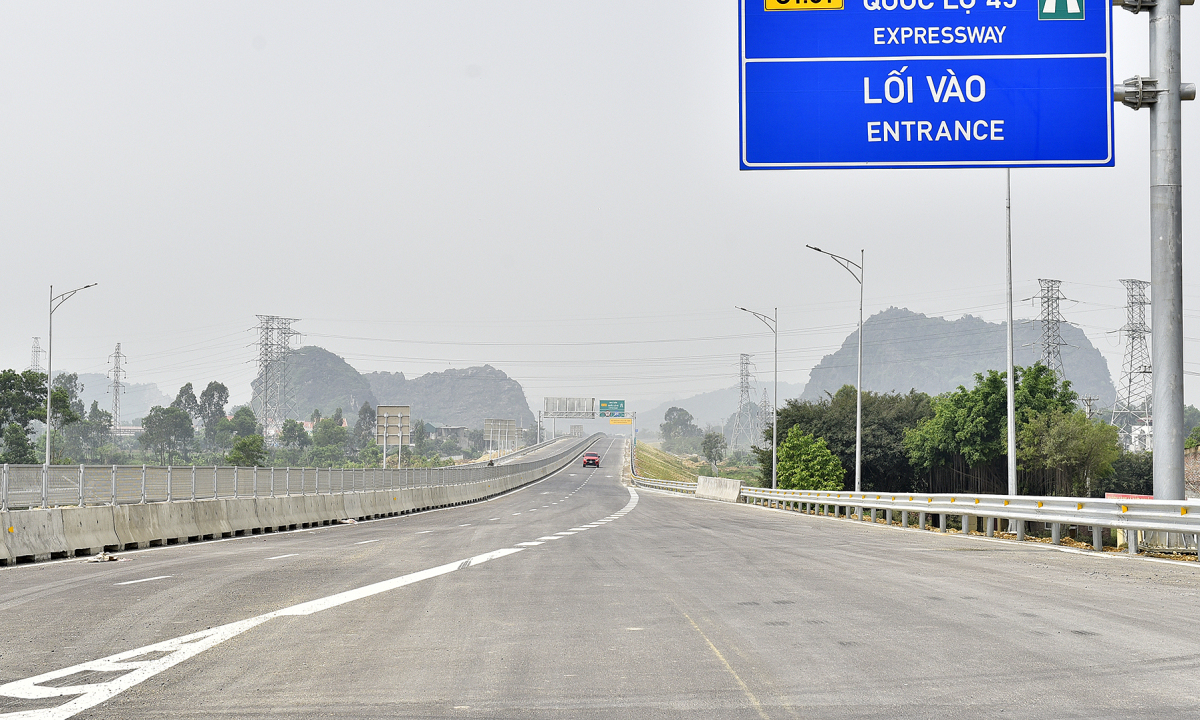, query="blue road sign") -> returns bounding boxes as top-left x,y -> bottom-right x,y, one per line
739,0 -> 1113,168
